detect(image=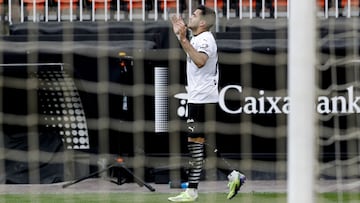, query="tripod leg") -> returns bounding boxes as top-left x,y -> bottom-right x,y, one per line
120,165 -> 156,192
62,165 -> 113,188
